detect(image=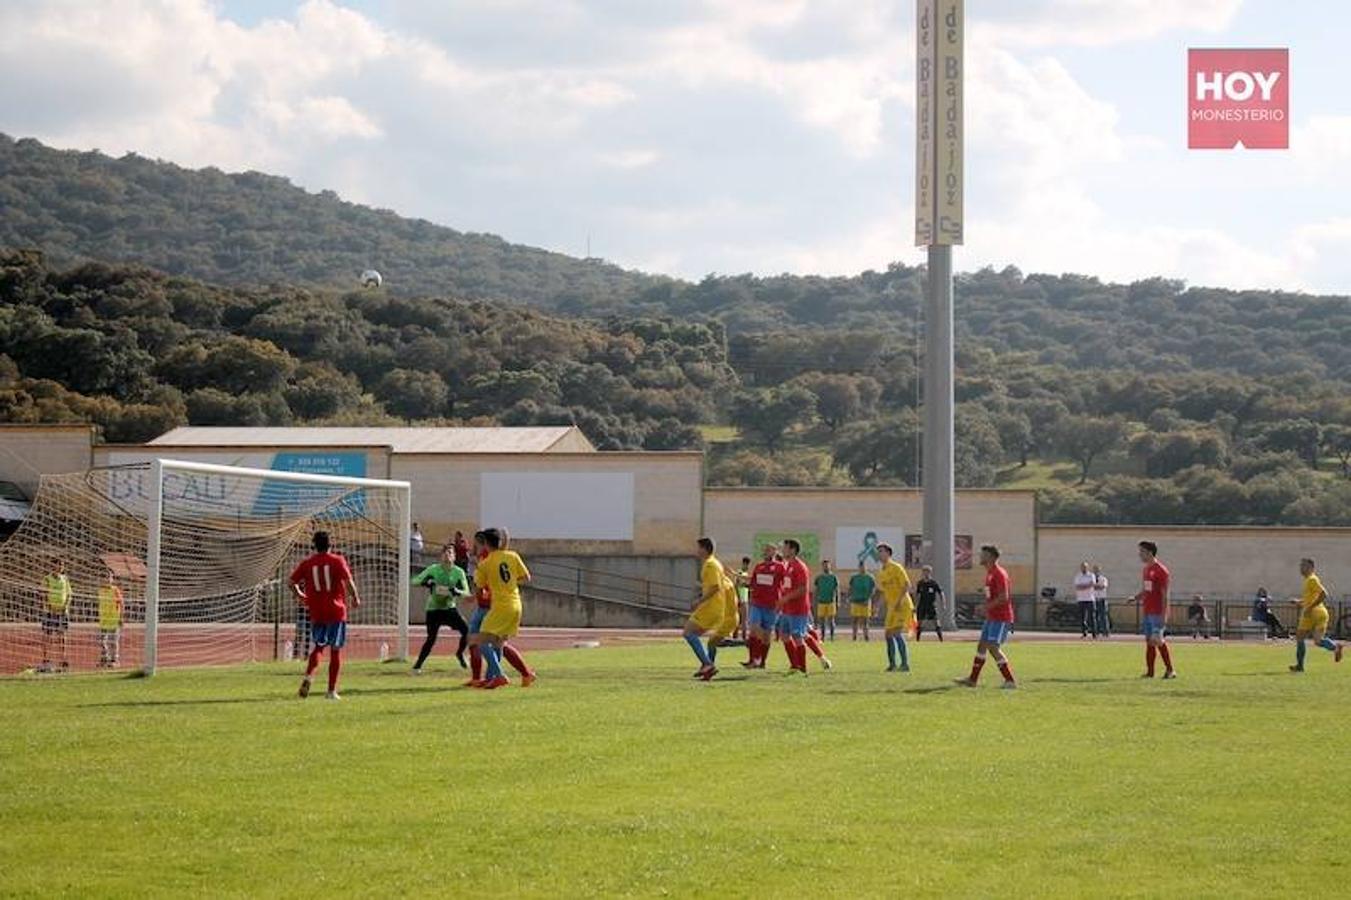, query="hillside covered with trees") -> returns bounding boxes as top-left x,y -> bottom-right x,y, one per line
3,135 -> 1351,525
